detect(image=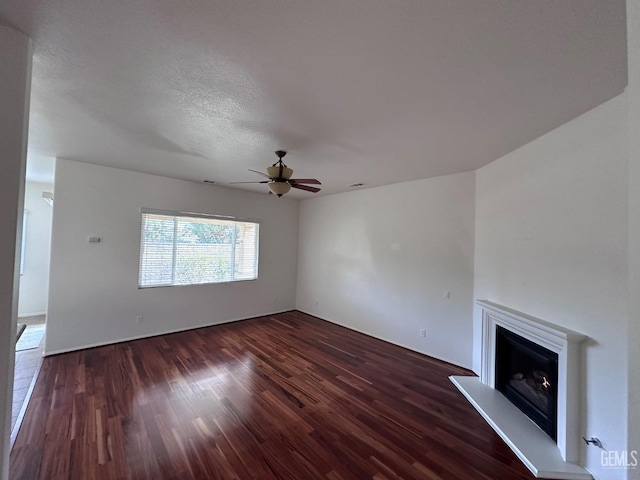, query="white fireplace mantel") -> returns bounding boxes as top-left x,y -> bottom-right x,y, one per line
450,300 -> 590,479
